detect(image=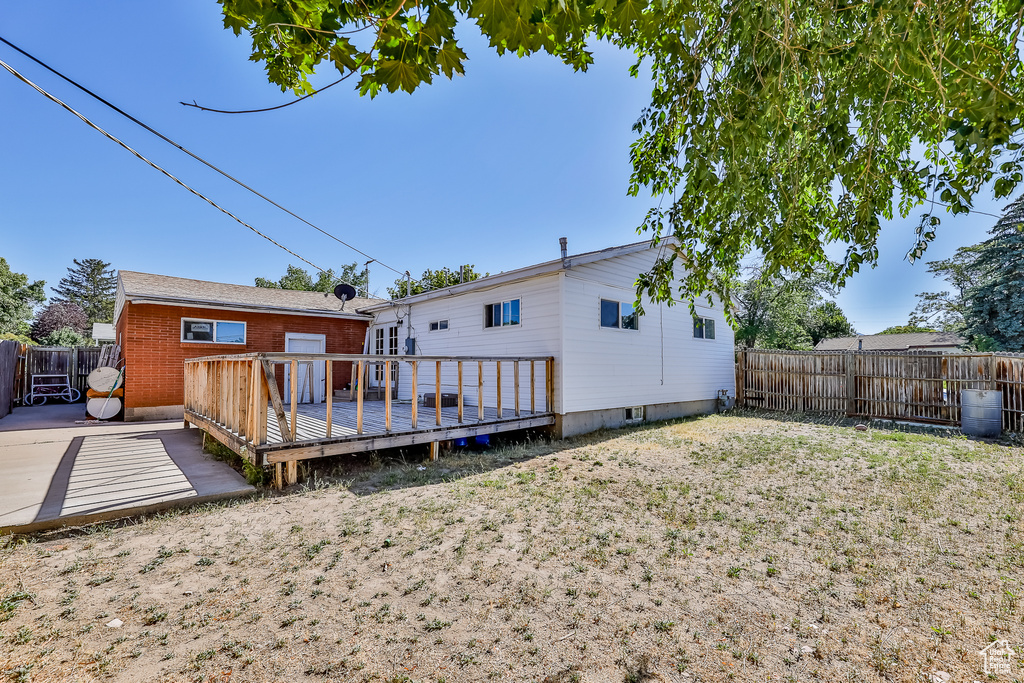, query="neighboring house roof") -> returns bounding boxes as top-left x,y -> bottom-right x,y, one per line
117,271 -> 381,321
92,322 -> 115,342
358,239 -> 663,313
814,332 -> 966,352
